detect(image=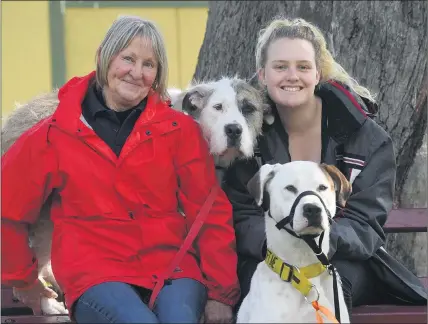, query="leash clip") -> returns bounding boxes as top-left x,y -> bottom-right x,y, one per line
304,284 -> 320,303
